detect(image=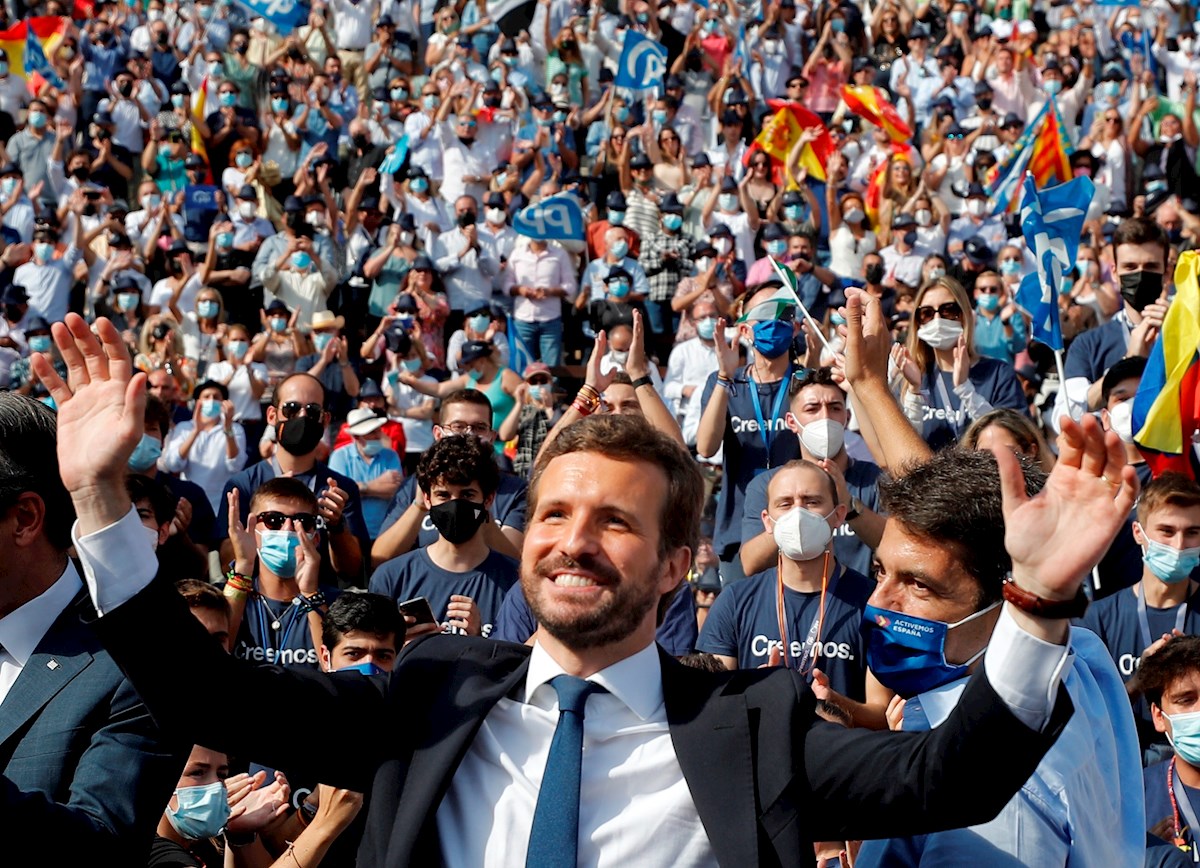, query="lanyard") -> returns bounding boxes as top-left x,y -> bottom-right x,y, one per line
1137,583 -> 1191,652
748,364 -> 792,465
933,373 -> 965,433
775,552 -> 836,677
1170,757 -> 1200,860
253,592 -> 304,654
